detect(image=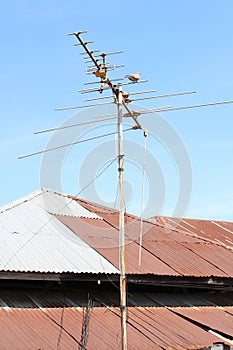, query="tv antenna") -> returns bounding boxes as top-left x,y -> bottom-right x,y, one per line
19,30 -> 233,350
